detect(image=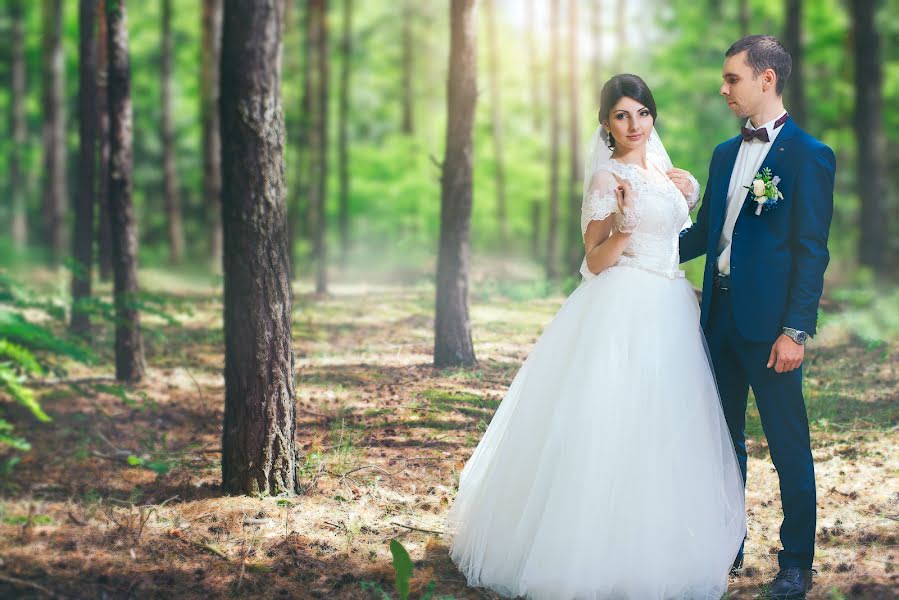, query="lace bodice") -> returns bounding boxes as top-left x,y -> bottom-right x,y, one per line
580,158 -> 699,280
